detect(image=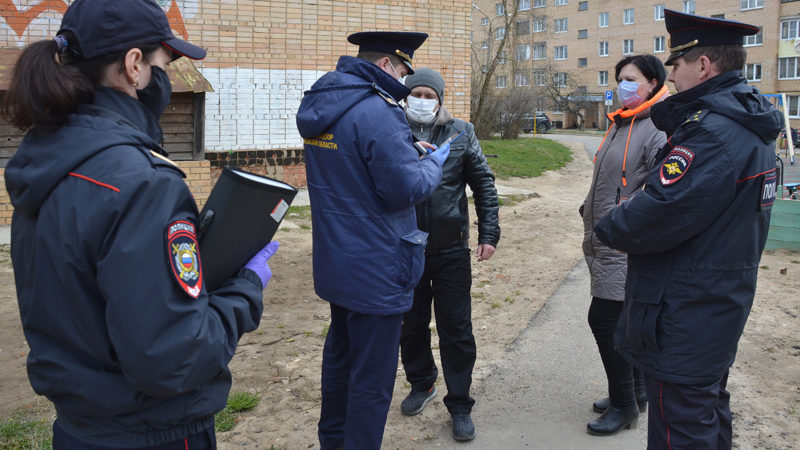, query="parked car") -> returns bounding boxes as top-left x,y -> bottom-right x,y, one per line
522,113 -> 553,133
